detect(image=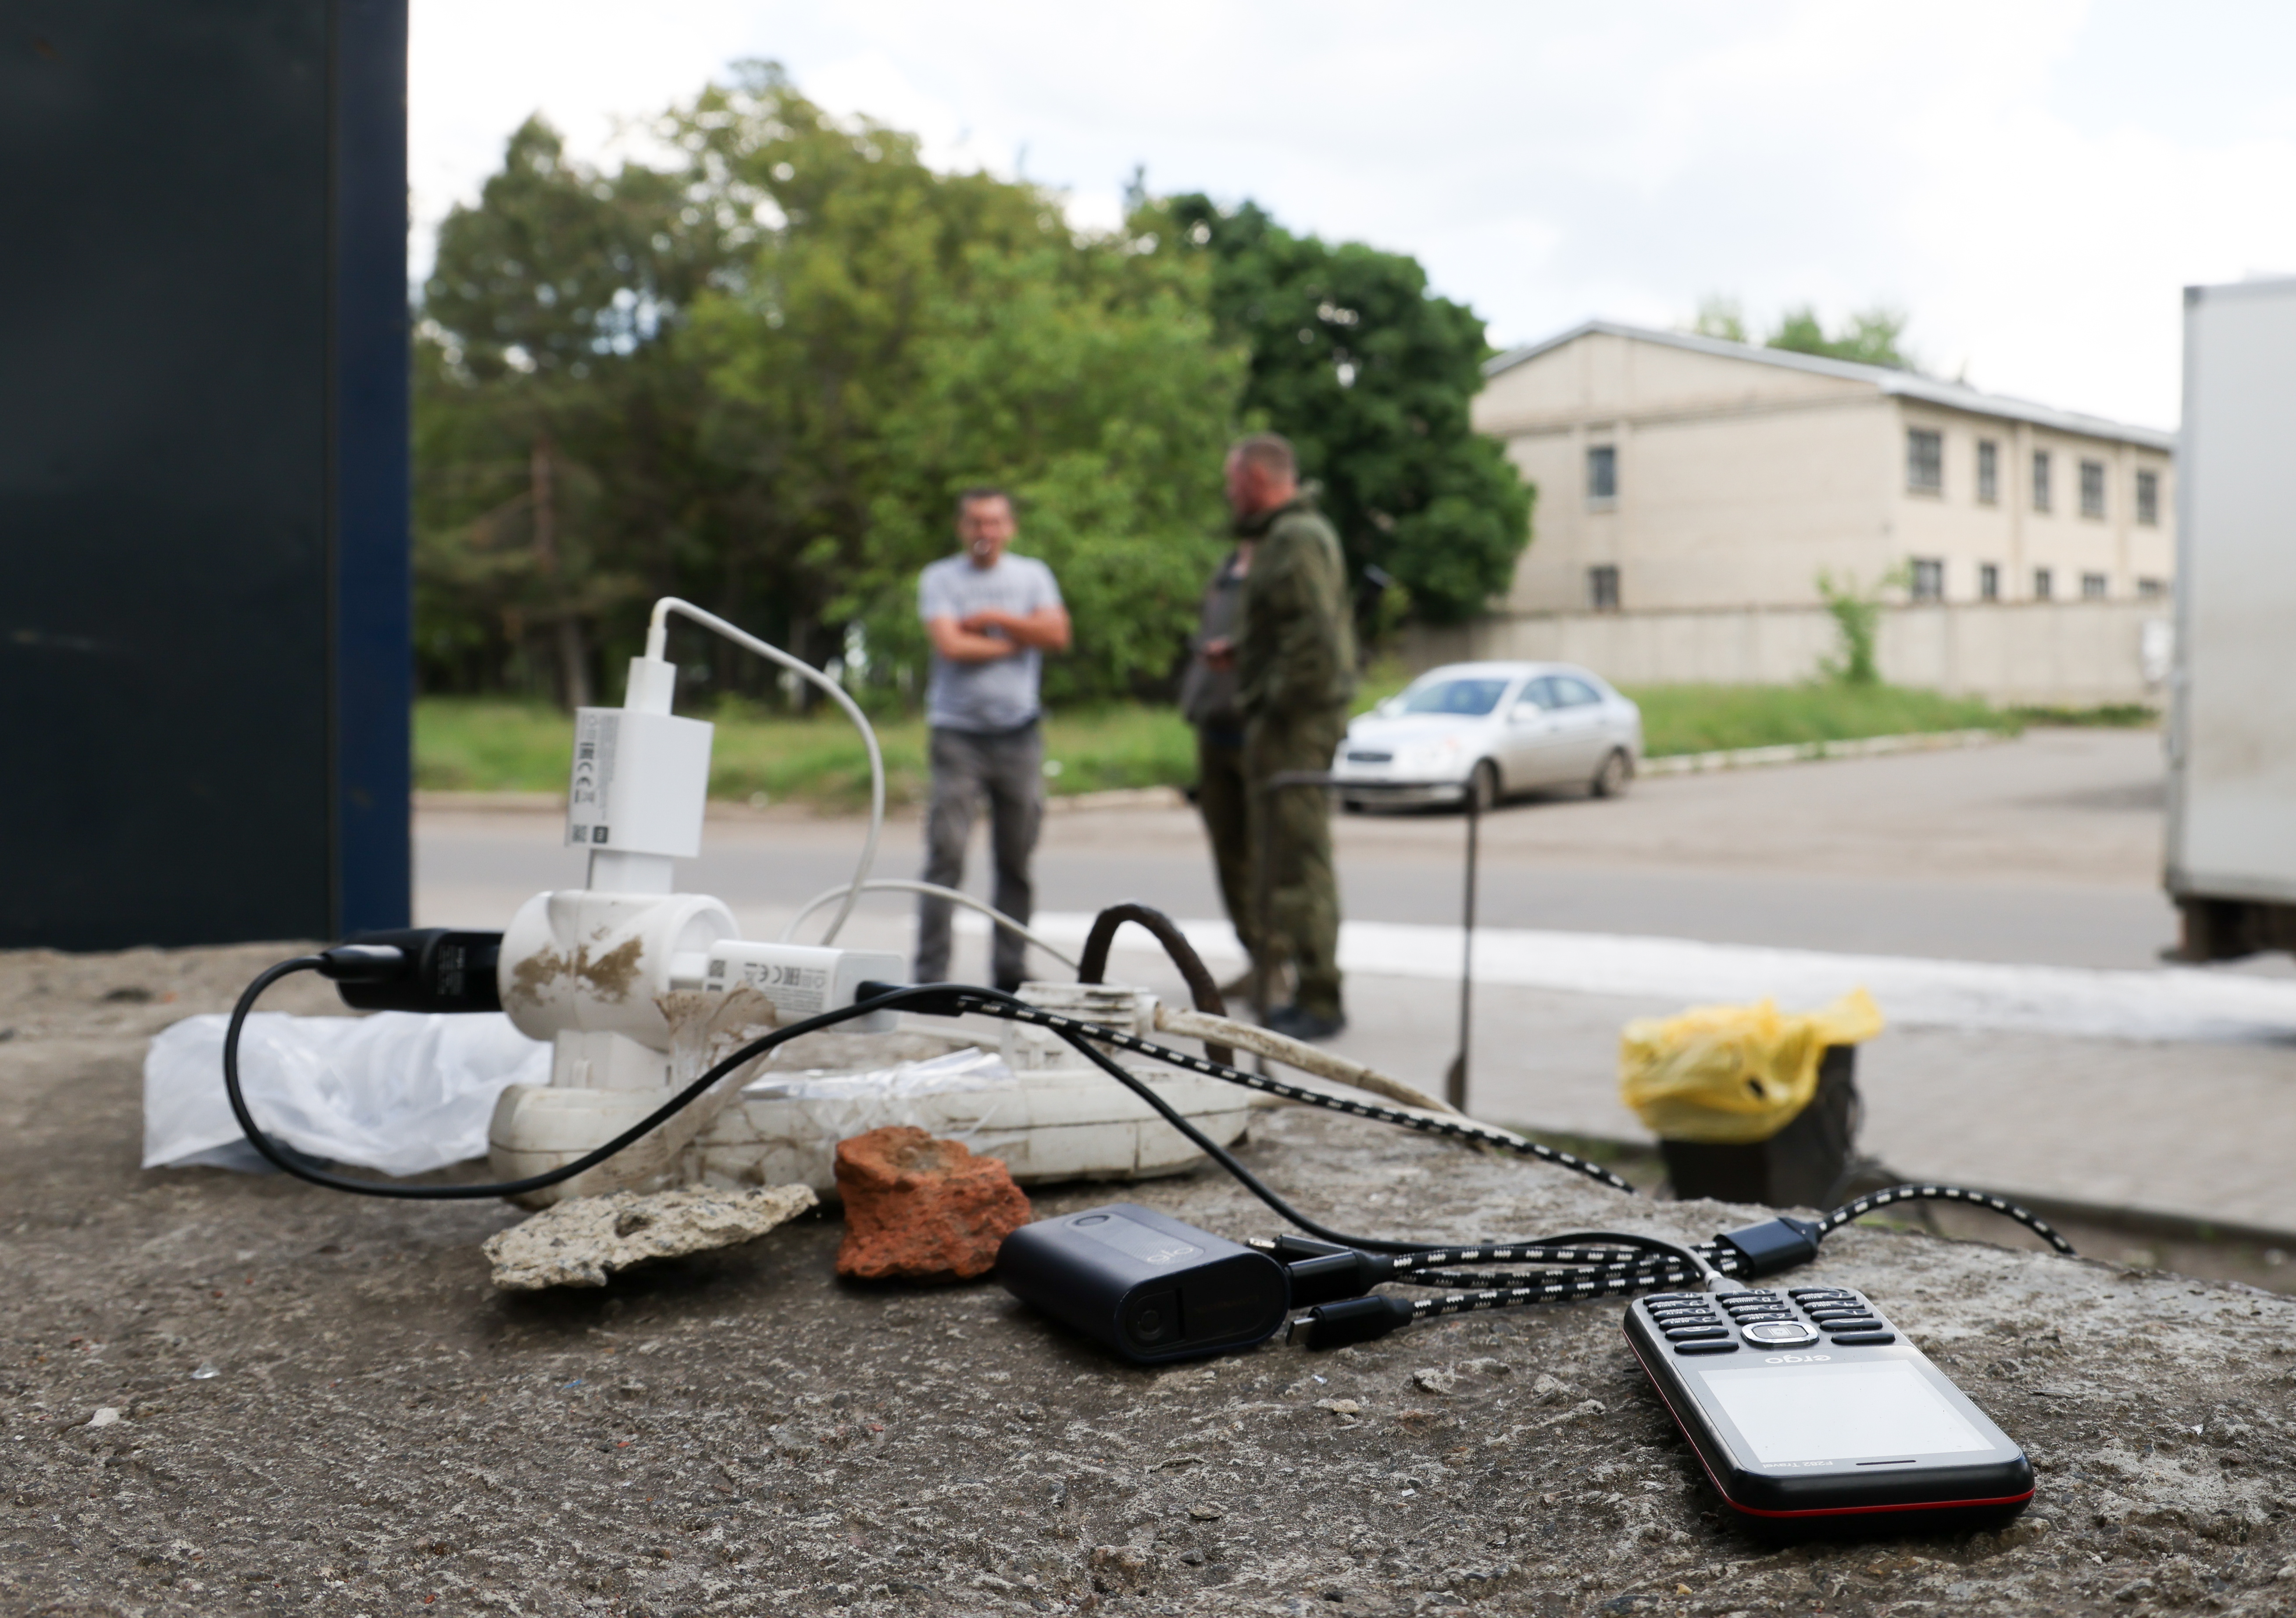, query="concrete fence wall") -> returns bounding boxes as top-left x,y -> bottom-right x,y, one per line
1399,600 -> 2171,707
